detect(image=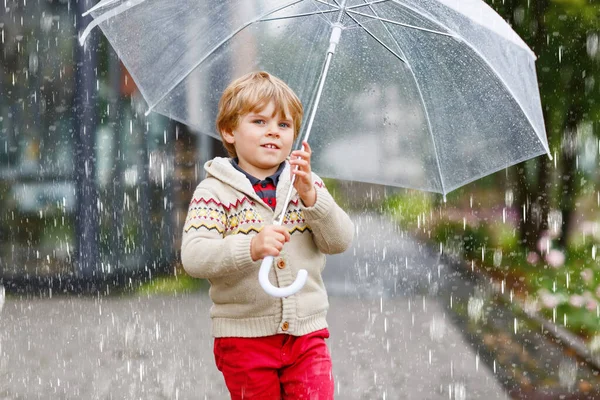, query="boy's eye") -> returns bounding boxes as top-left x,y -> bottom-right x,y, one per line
253,119 -> 265,125
279,122 -> 291,128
